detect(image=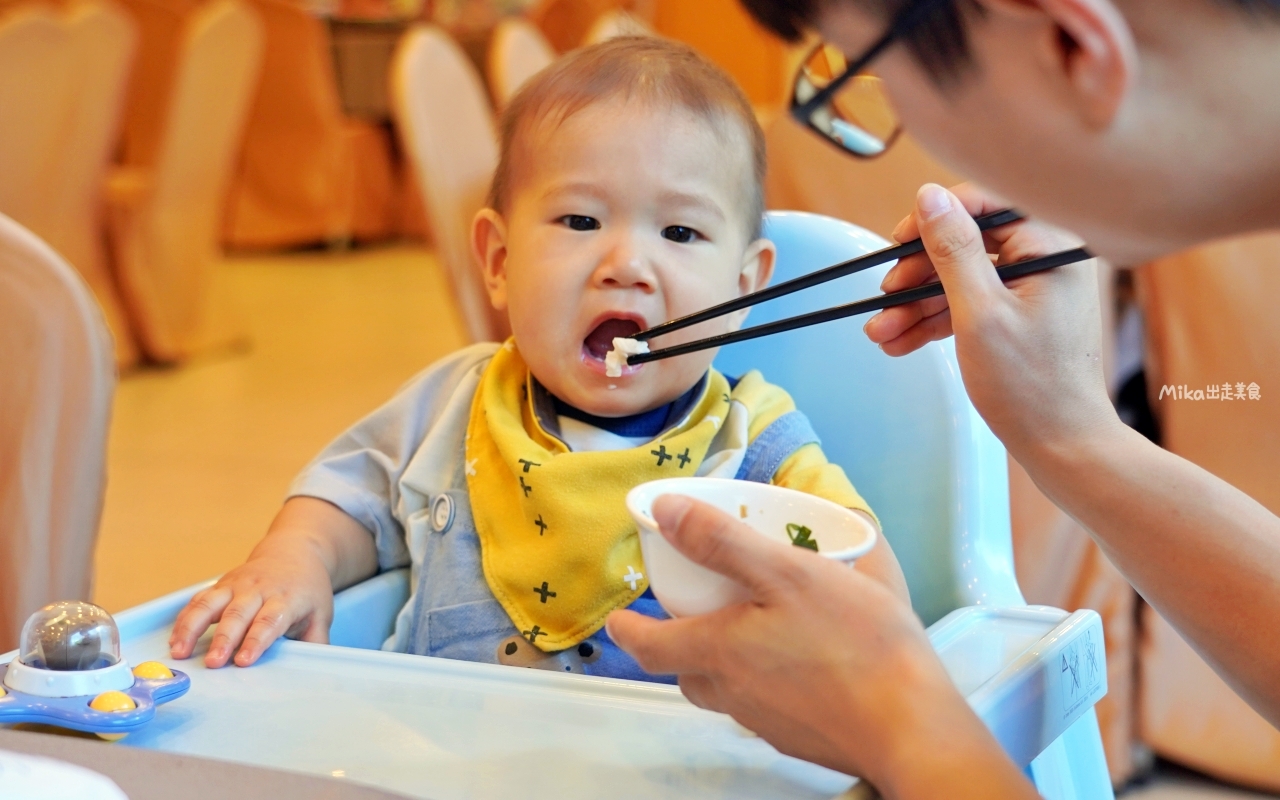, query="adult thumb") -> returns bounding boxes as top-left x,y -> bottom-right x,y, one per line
914,184 -> 1002,304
